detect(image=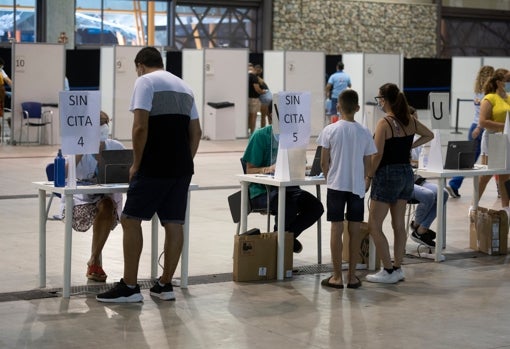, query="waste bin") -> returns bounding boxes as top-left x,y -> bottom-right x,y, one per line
204,101 -> 236,140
